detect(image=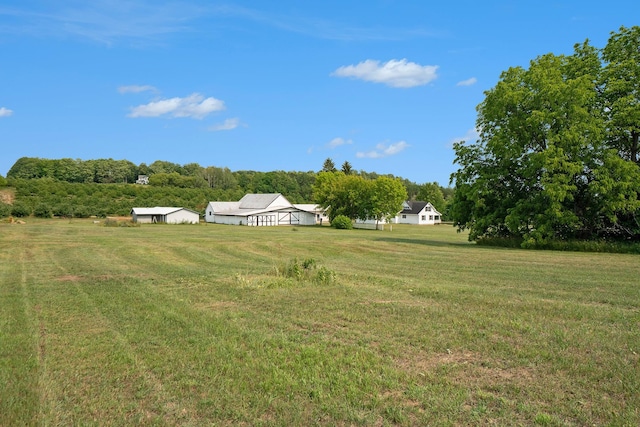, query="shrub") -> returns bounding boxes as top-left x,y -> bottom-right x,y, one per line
33,203 -> 53,218
331,215 -> 353,229
73,205 -> 92,218
53,204 -> 73,218
0,202 -> 11,218
11,203 -> 31,217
